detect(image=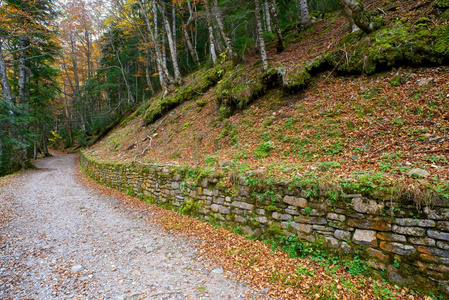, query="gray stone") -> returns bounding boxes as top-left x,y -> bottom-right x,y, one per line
387,265 -> 409,285
218,160 -> 233,167
324,236 -> 339,249
285,208 -> 299,215
255,216 -> 268,224
283,196 -> 307,208
211,204 -> 230,215
312,225 -> 333,232
425,207 -> 449,220
436,241 -> 449,250
353,229 -> 377,247
171,182 -> 180,189
377,232 -> 407,242
350,155 -> 360,161
428,230 -> 449,241
408,237 -> 436,246
407,168 -> 430,178
238,186 -> 250,196
352,198 -> 381,214
272,212 -> 292,221
145,246 -> 155,253
380,242 -> 416,256
255,209 -> 265,215
291,223 -> 312,234
340,242 -> 351,253
327,213 -> 345,222
231,201 -> 254,211
395,218 -> 435,227
392,225 -> 426,236
212,267 -> 224,274
203,189 -> 214,196
334,229 -> 351,240
71,264 -> 85,273
234,215 -> 246,223
417,77 -> 433,87
437,221 -> 449,231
